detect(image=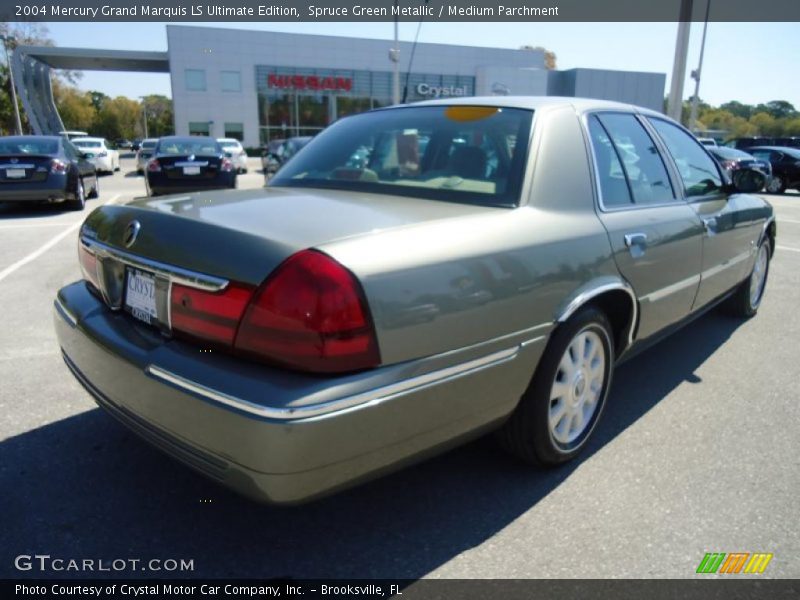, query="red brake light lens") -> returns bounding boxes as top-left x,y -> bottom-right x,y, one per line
234,250 -> 380,373
78,242 -> 100,290
221,158 -> 234,172
147,159 -> 161,172
170,282 -> 254,346
51,159 -> 68,173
